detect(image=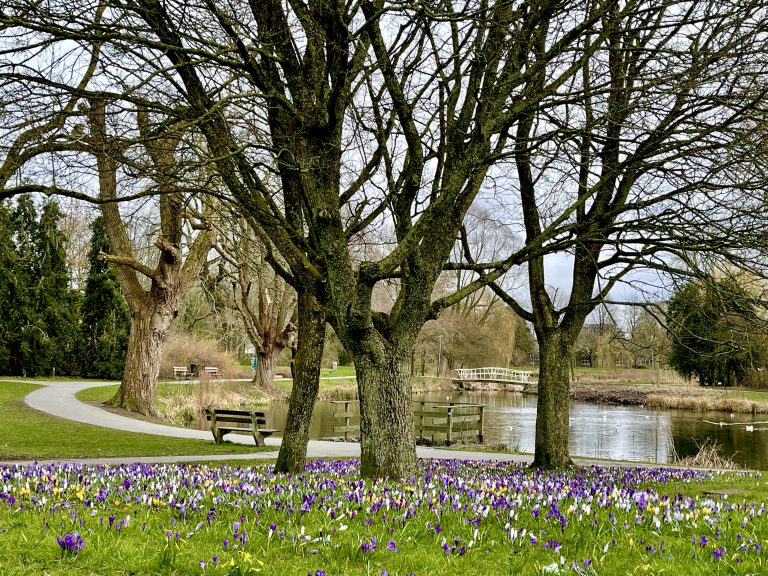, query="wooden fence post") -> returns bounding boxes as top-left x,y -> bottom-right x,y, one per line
343,400 -> 351,441
417,401 -> 425,441
478,405 -> 485,444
